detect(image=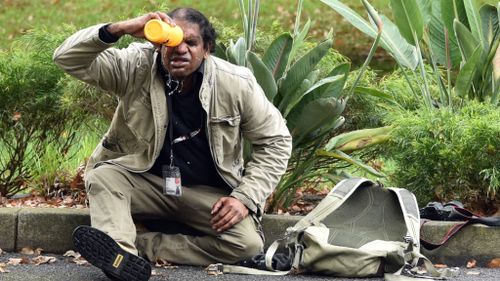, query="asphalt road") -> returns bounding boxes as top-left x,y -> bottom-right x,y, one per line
1,253 -> 499,281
